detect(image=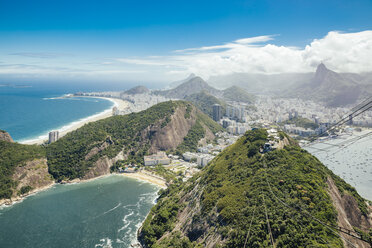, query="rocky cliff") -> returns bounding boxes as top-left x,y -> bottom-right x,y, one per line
0,138 -> 49,204
0,130 -> 13,142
